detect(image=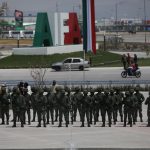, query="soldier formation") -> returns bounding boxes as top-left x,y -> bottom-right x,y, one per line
0,82 -> 150,128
